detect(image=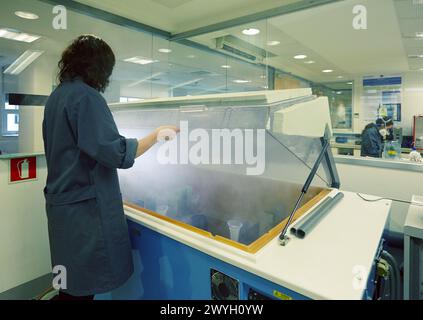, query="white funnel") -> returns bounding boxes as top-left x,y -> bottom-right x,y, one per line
227,220 -> 243,242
